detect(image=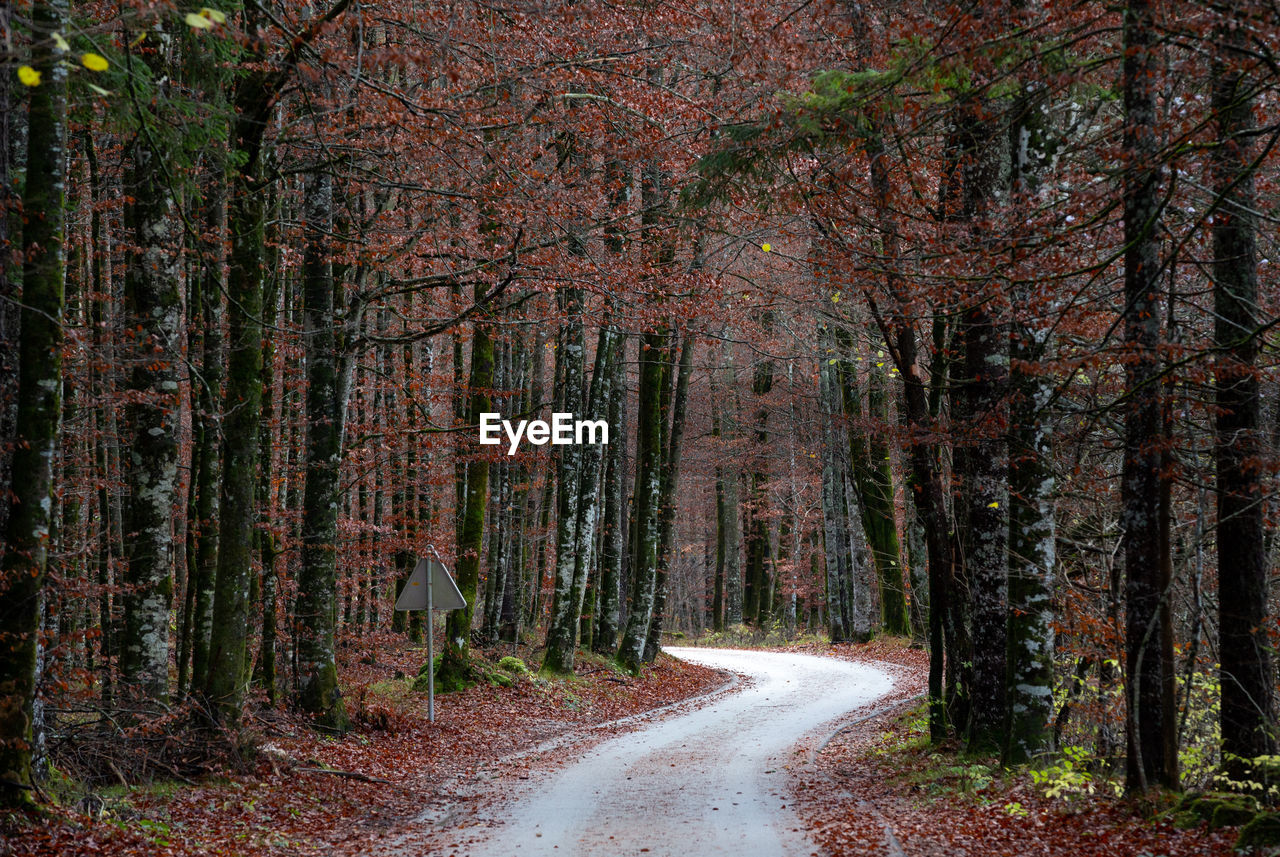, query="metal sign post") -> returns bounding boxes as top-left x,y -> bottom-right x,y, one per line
393,546 -> 466,722
426,559 -> 434,721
